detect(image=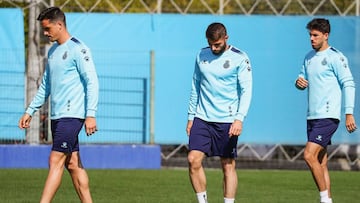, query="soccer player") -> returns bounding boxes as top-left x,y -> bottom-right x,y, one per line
186,22 -> 252,203
18,7 -> 99,203
295,18 -> 357,203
